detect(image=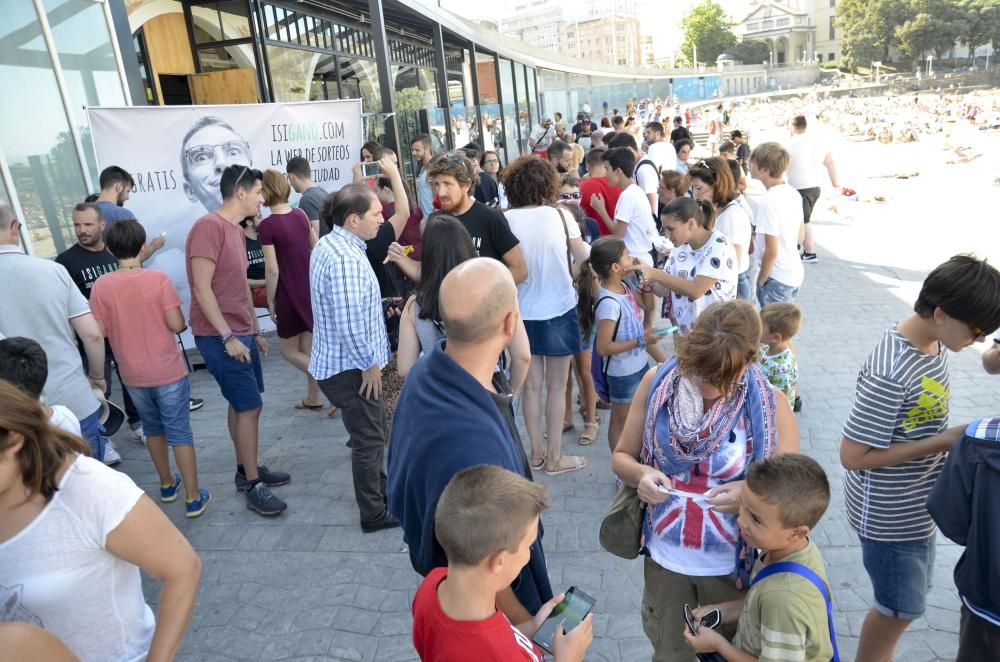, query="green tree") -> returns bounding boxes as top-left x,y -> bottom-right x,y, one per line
958,0 -> 994,62
681,0 -> 738,65
896,0 -> 967,61
731,39 -> 771,64
838,0 -> 912,68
